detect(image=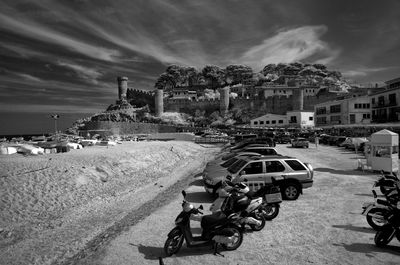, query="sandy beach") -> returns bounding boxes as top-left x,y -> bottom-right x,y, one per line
0,141 -> 219,265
